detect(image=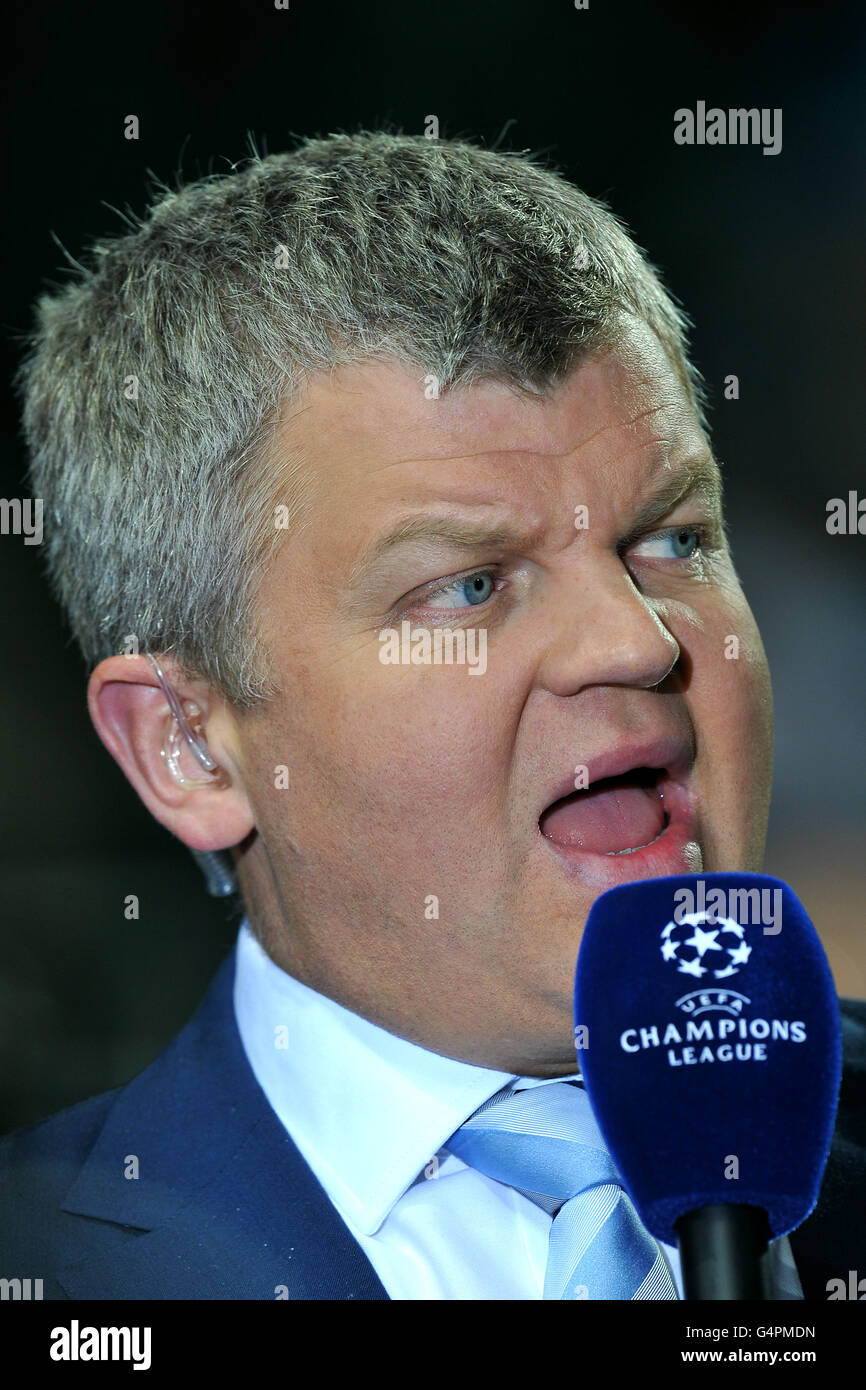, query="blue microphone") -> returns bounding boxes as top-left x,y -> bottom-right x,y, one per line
573,872 -> 842,1299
